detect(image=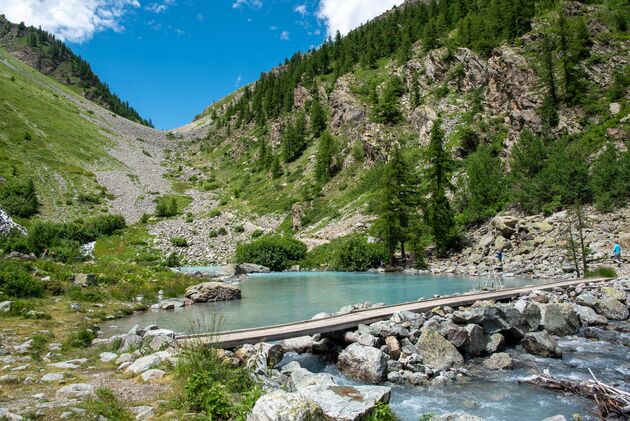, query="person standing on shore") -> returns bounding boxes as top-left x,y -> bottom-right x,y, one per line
613,242 -> 622,266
